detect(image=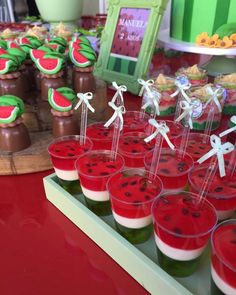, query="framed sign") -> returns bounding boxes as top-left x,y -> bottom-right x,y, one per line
94,0 -> 168,94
